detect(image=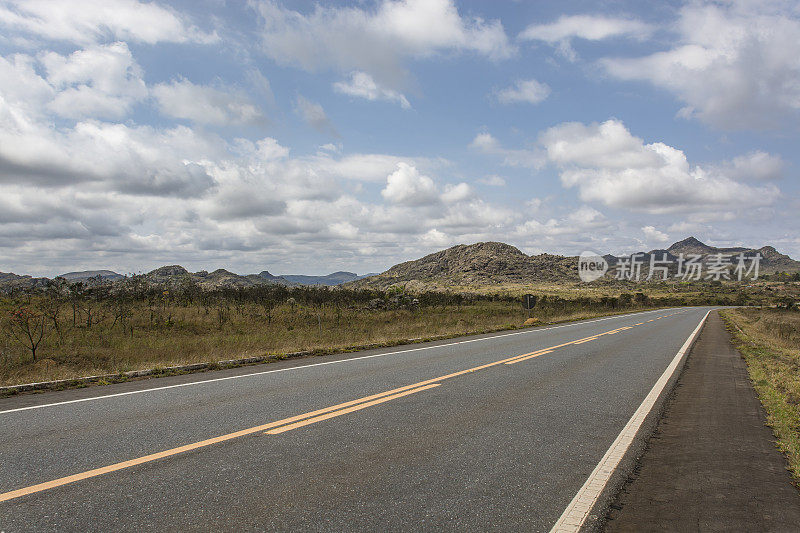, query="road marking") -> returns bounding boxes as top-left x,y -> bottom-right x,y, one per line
0,309 -> 701,503
0,309 -> 676,416
550,309 -> 712,533
0,383 -> 445,503
266,384 -> 440,434
504,349 -> 554,365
